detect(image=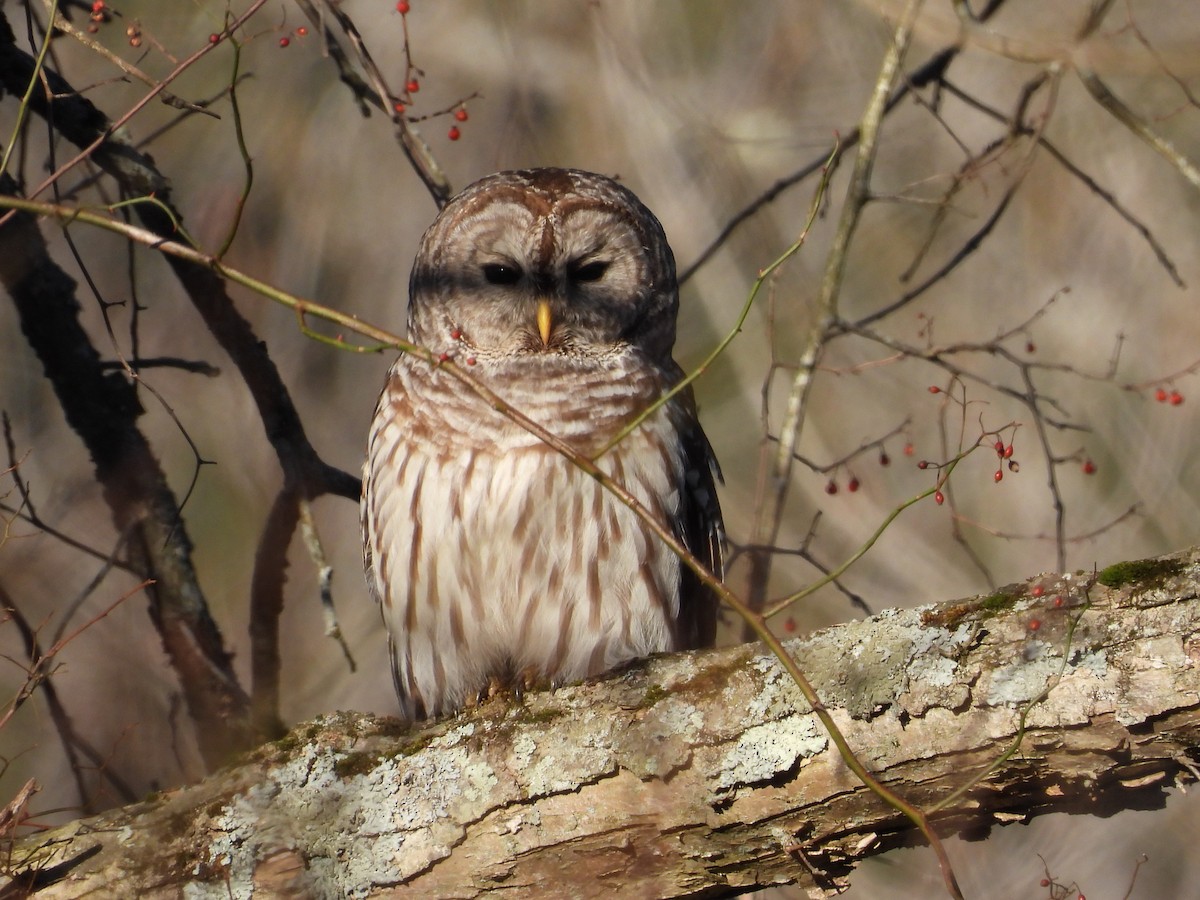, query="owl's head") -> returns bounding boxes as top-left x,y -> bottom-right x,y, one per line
408,168 -> 680,366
